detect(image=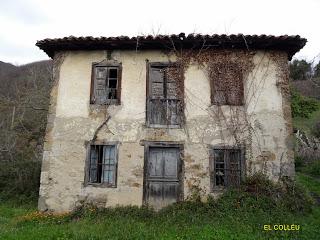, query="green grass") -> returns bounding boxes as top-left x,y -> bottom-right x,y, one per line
296,173 -> 320,195
293,105 -> 320,136
296,160 -> 320,178
0,175 -> 319,240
